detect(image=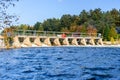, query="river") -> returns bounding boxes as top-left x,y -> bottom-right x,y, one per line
0,47 -> 120,80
